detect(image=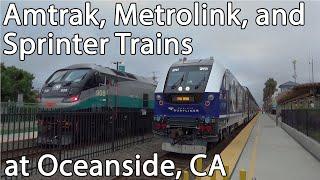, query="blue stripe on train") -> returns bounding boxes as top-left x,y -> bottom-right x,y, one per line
154,92 -> 220,118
